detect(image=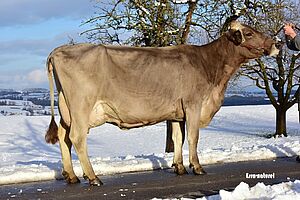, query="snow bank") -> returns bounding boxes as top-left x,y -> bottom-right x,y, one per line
0,105 -> 299,185
204,180 -> 300,200
153,180 -> 300,199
